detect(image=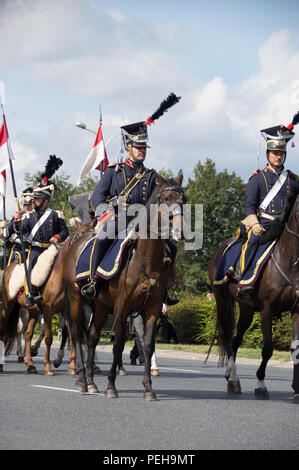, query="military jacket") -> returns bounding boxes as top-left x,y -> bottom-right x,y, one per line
16,207 -> 69,244
245,165 -> 299,218
91,158 -> 156,215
